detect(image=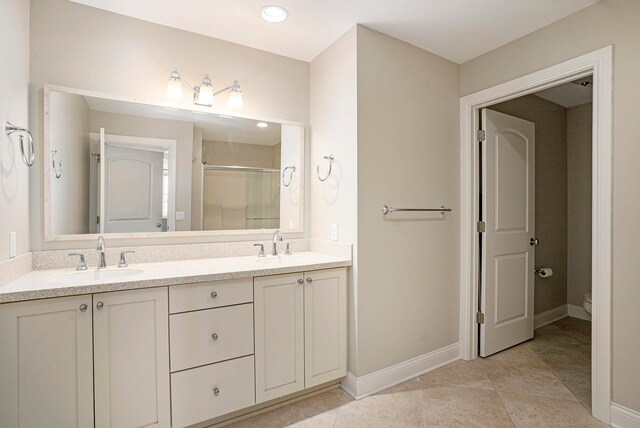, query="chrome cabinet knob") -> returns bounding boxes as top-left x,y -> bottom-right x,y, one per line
306,277 -> 313,283
210,291 -> 218,299
79,304 -> 88,312
211,333 -> 219,341
213,387 -> 220,396
297,278 -> 304,285
96,302 -> 104,310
